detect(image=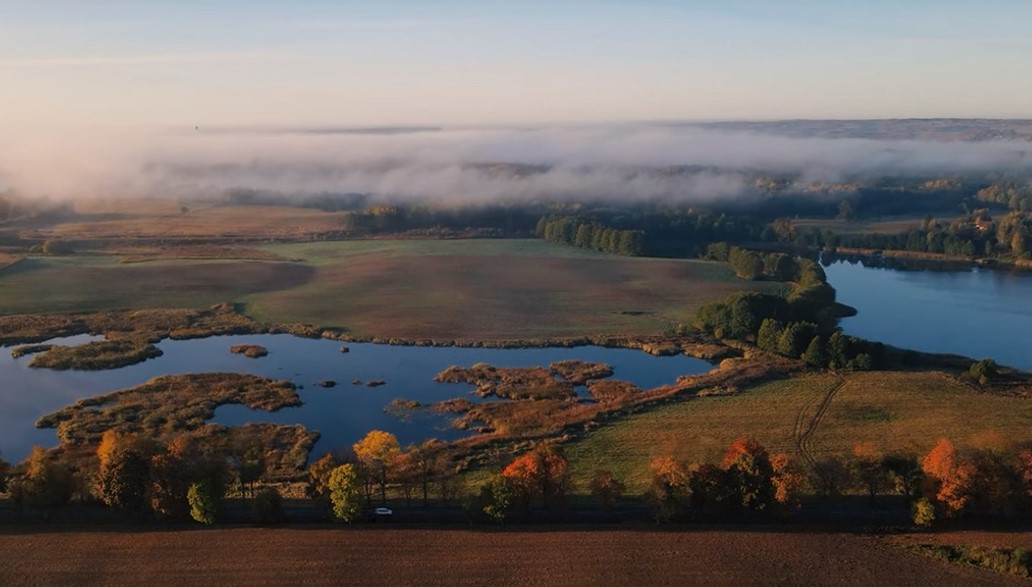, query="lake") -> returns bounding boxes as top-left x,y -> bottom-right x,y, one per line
826,259 -> 1032,371
5,260 -> 1030,464
0,334 -> 712,461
